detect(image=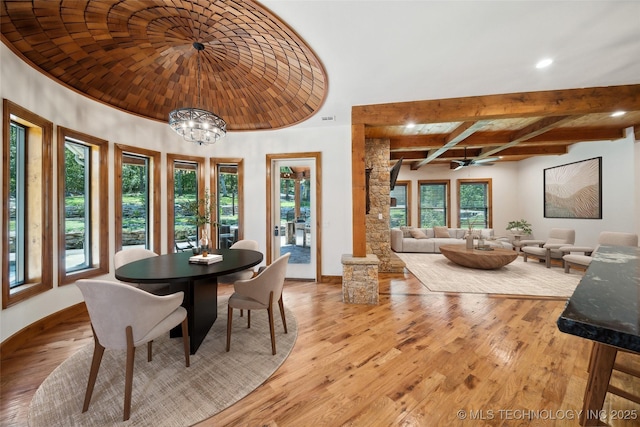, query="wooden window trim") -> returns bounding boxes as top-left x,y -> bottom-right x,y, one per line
114,144 -> 161,254
57,127 -> 109,285
456,178 -> 493,229
2,100 -> 53,308
166,153 -> 205,253
418,179 -> 451,228
391,180 -> 411,227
